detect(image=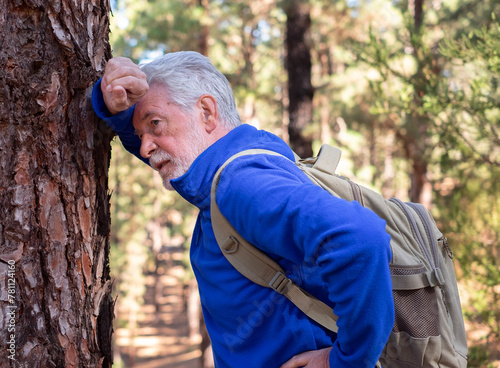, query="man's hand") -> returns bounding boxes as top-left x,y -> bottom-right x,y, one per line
101,57 -> 149,115
280,347 -> 332,368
